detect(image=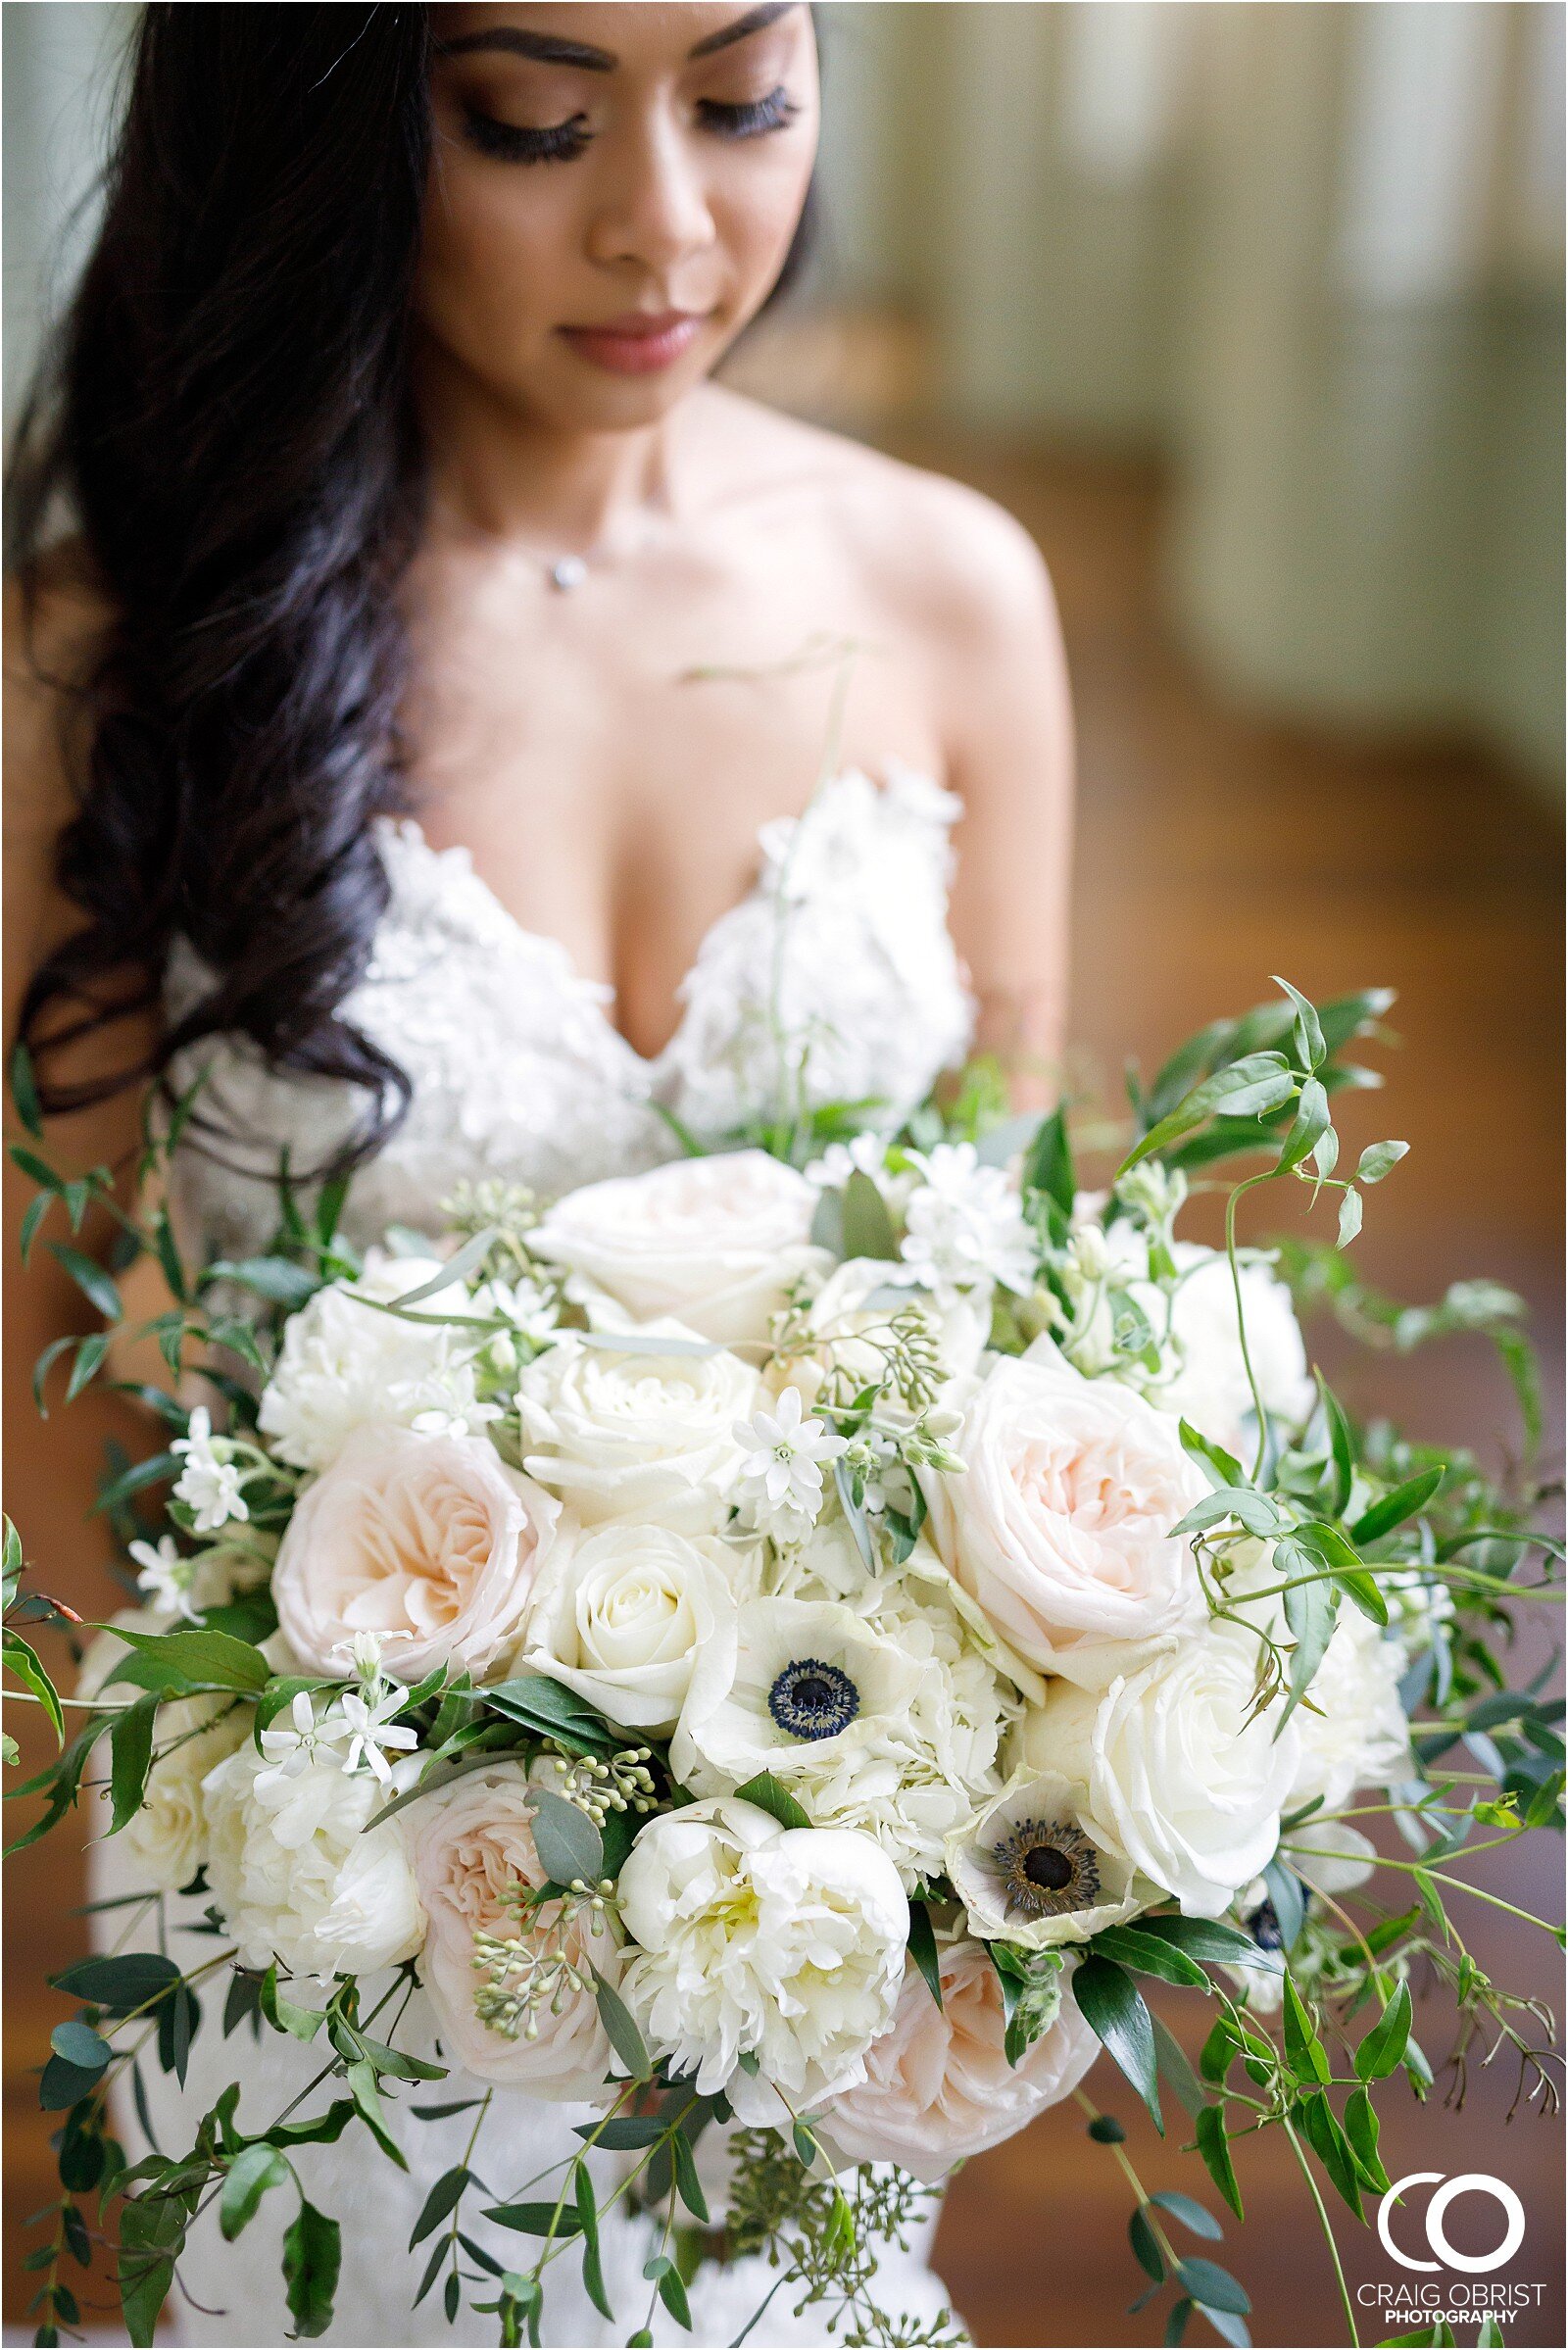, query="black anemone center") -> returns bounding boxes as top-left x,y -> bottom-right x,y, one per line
1023,1843 -> 1075,1892
768,1658 -> 859,1740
